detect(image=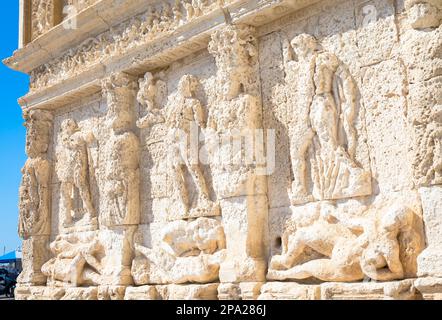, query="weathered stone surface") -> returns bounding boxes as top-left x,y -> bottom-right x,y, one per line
124,284 -> 219,300
6,0 -> 442,300
417,186 -> 442,277
414,277 -> 442,300
321,279 -> 419,300
258,282 -> 321,300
